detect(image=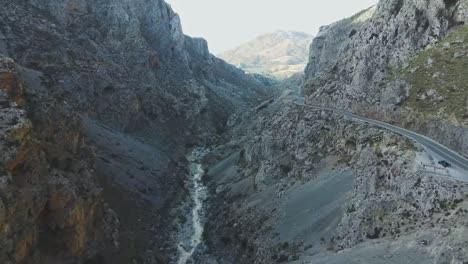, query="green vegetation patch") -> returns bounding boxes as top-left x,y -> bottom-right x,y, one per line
392,25 -> 468,123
